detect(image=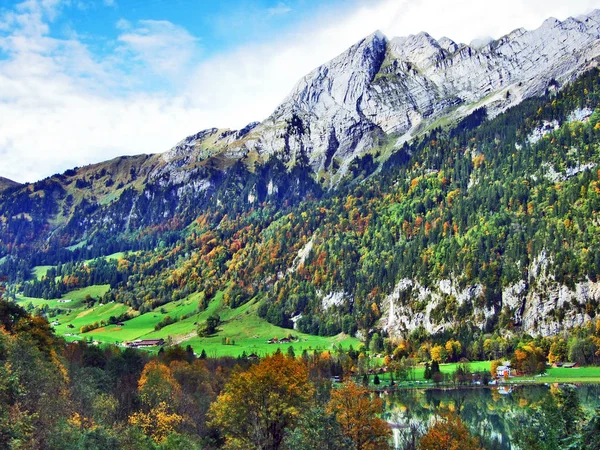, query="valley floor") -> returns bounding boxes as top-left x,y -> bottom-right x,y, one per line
16,285 -> 360,357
